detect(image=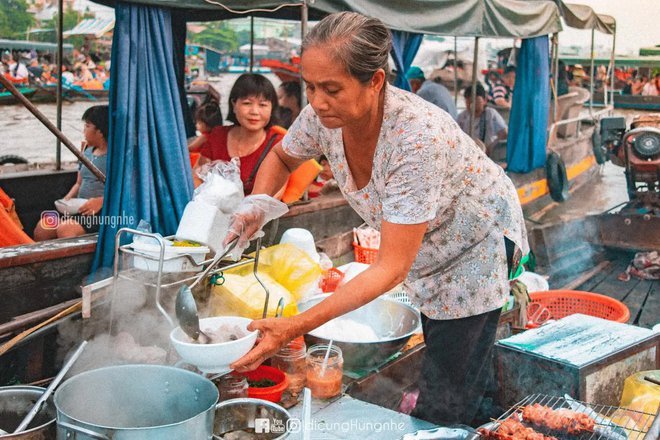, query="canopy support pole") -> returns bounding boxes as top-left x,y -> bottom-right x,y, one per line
468,37 -> 479,138
453,36 -> 458,105
56,0 -> 63,170
552,33 -> 559,124
610,28 -> 616,109
249,15 -> 254,73
589,28 -> 595,118
300,0 -> 308,108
